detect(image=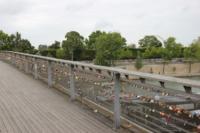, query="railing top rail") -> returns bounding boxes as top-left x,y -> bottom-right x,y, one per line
2,51 -> 200,88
